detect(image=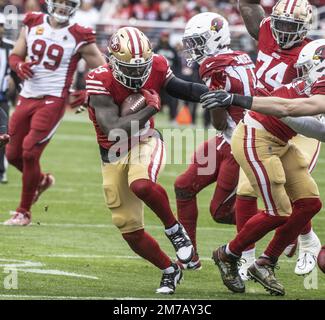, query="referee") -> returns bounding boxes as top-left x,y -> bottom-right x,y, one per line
0,13 -> 18,183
